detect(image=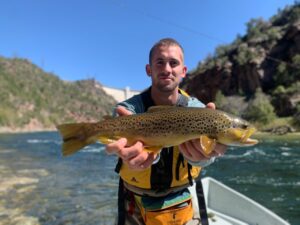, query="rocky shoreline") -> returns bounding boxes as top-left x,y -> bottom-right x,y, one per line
0,127 -> 56,134
0,116 -> 58,134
